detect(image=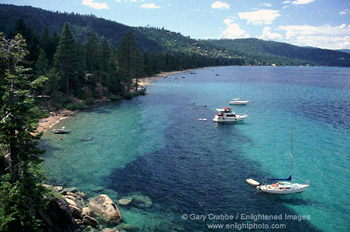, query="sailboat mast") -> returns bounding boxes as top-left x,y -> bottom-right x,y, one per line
291,127 -> 293,182
239,78 -> 242,98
